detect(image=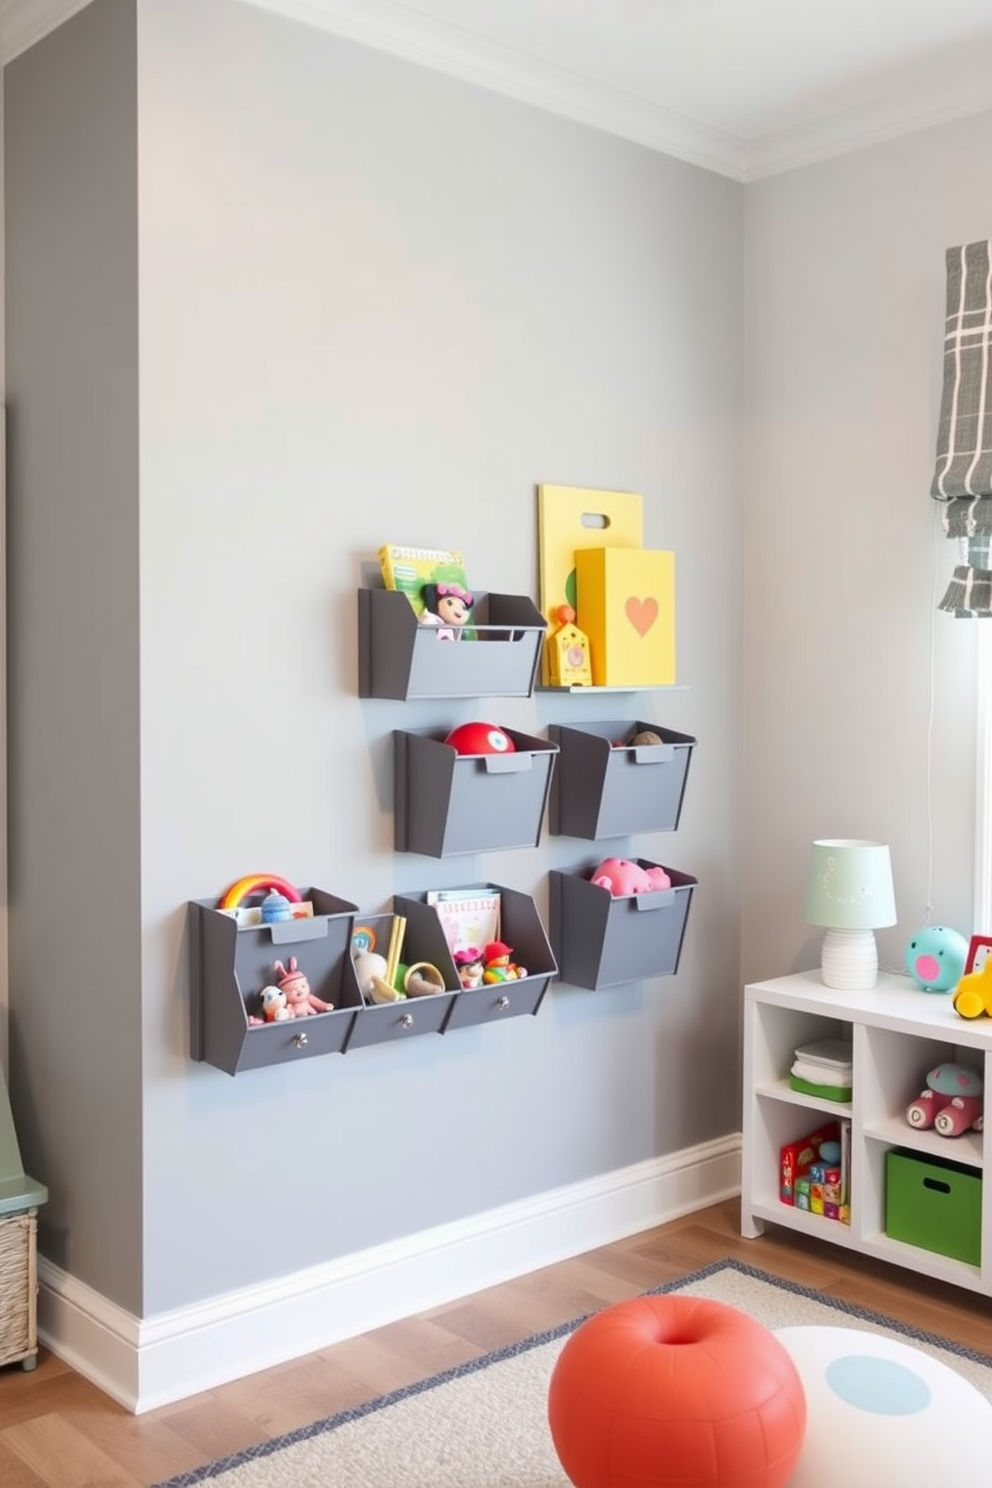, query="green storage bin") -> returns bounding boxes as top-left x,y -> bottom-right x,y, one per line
885,1148 -> 982,1266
